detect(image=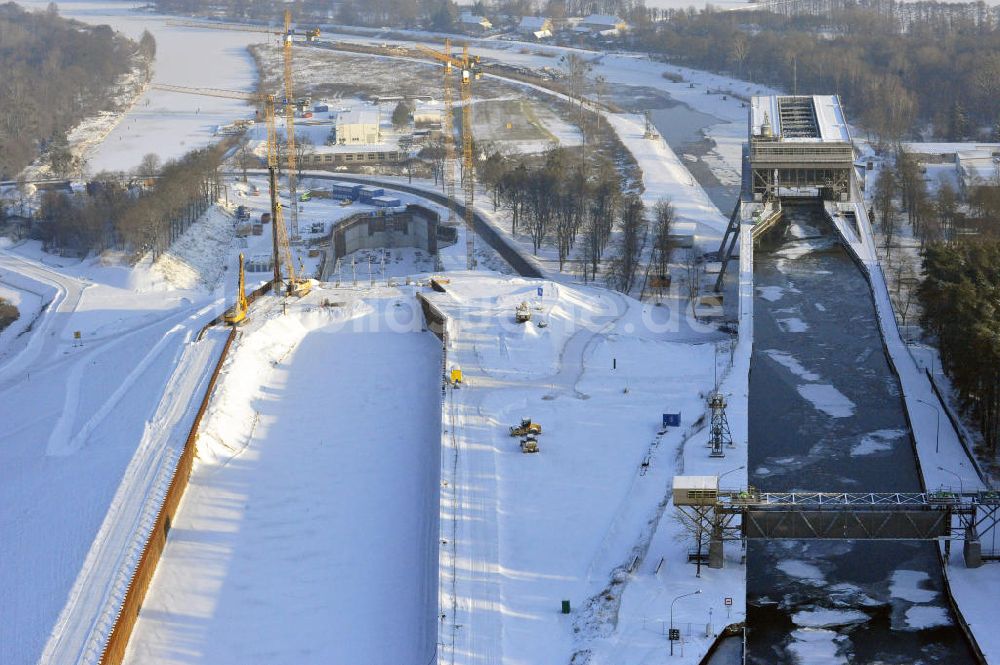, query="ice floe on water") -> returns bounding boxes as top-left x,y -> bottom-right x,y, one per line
765,350 -> 820,381
778,317 -> 809,333
788,222 -> 823,239
850,428 -> 906,457
786,628 -> 850,664
792,608 -> 870,629
814,303 -> 826,312
777,559 -> 826,584
890,570 -> 938,603
776,237 -> 836,261
797,384 -> 857,418
903,605 -> 950,630
758,286 -> 785,302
